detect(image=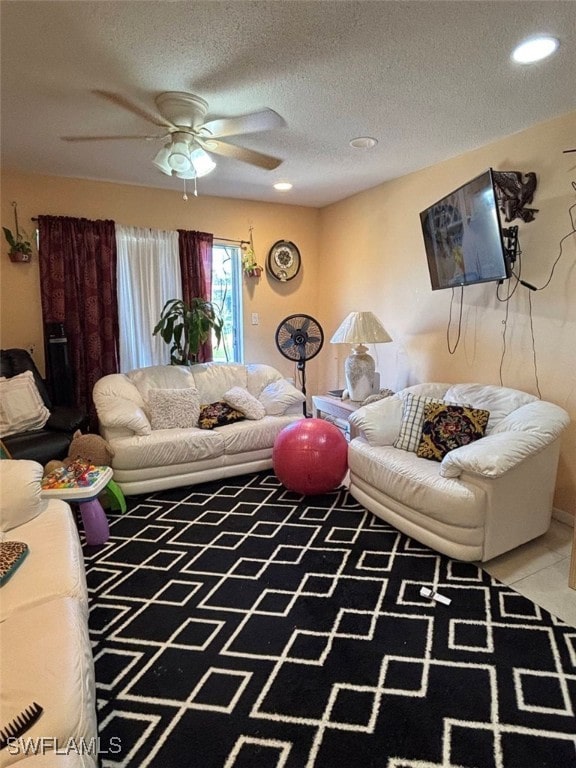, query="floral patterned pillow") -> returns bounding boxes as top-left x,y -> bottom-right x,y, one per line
416,402 -> 490,462
198,401 -> 246,430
